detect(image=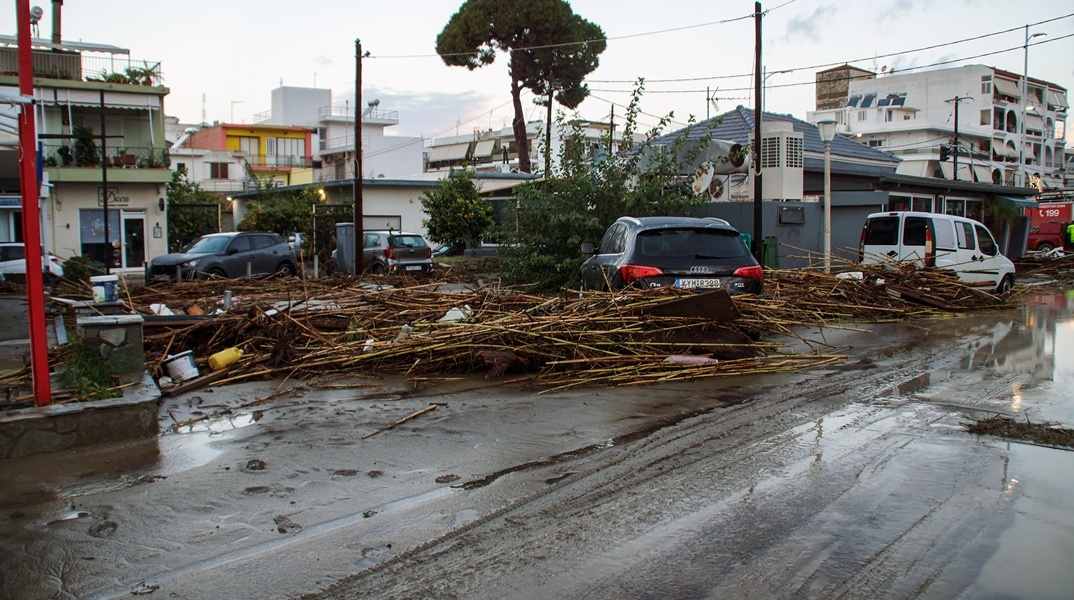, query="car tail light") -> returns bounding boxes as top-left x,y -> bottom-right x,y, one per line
384,246 -> 395,260
423,247 -> 432,259
620,264 -> 663,283
732,265 -> 763,282
924,226 -> 935,267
